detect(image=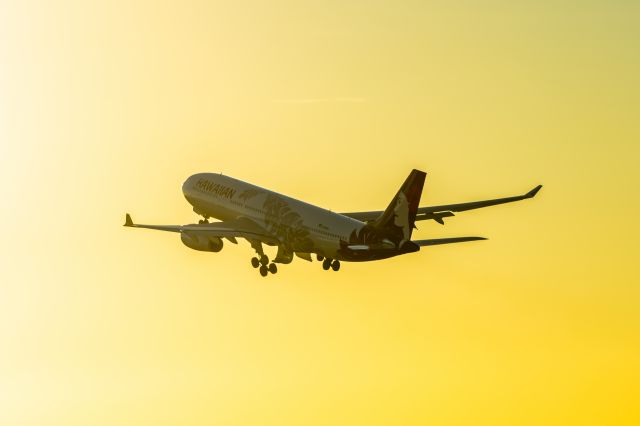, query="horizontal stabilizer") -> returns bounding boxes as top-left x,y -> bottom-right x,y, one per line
413,236 -> 487,246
